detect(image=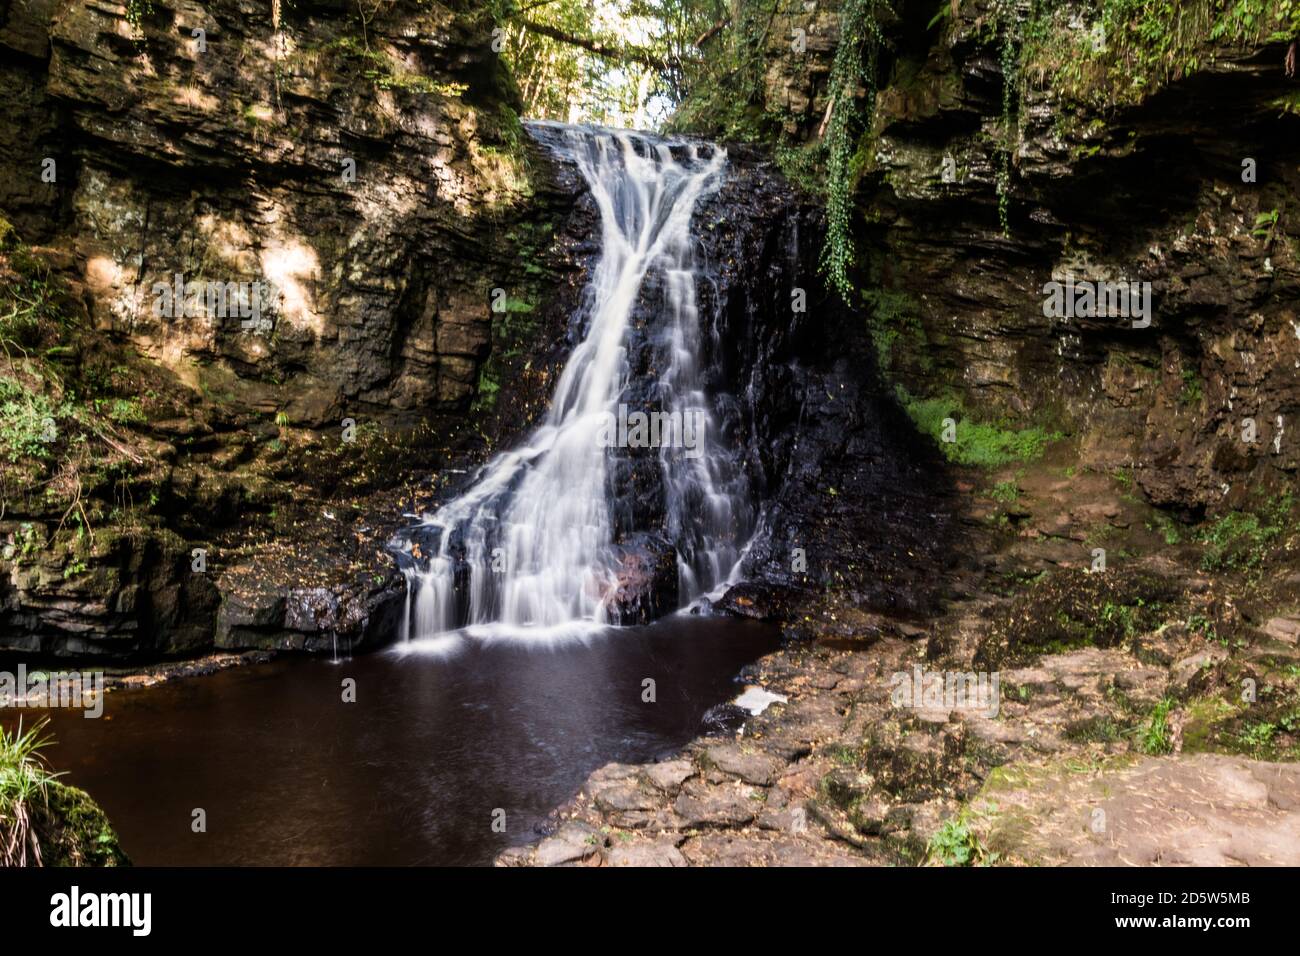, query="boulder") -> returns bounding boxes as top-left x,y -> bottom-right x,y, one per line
605,532 -> 678,625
